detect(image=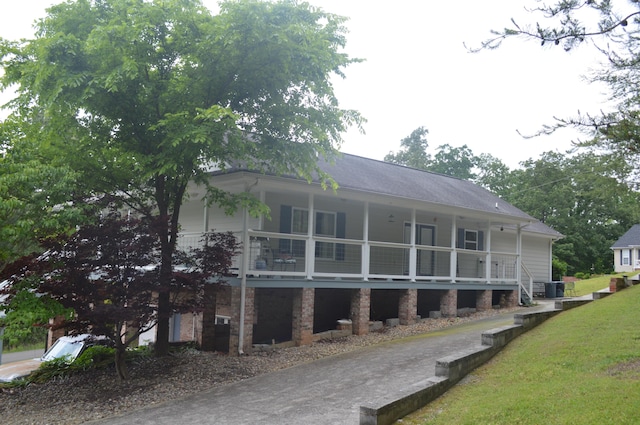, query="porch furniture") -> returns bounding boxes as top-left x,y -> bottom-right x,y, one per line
564,281 -> 576,296
273,251 -> 296,271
